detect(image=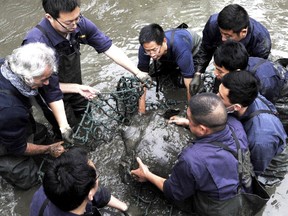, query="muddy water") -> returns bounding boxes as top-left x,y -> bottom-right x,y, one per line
0,0 -> 288,215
